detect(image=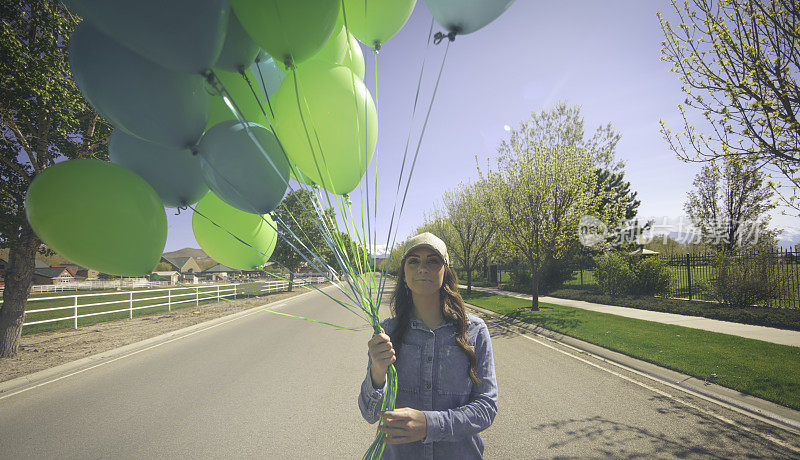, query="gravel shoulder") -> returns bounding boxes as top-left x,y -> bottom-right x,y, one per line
0,287 -> 318,383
